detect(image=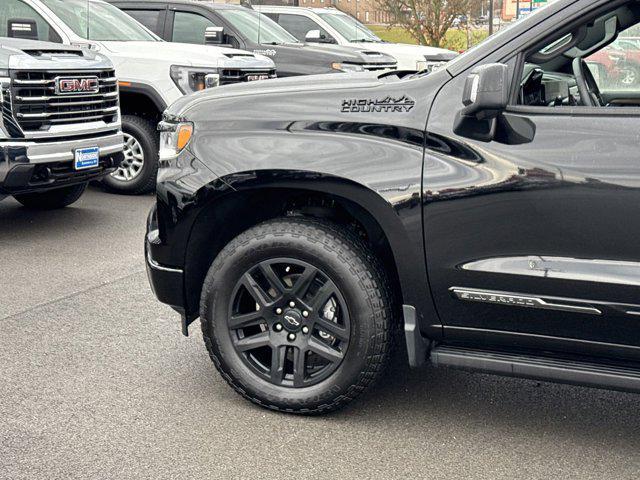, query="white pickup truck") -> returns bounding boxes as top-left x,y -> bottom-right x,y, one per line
0,38 -> 123,209
257,6 -> 457,72
8,0 -> 275,193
